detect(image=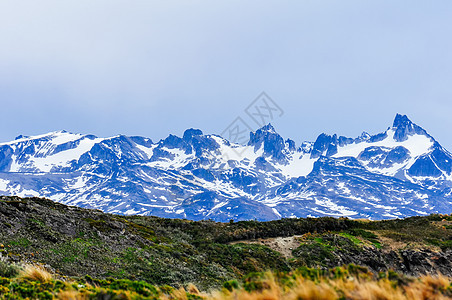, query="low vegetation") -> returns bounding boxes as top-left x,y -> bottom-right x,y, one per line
1,196 -> 452,298
0,264 -> 451,299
